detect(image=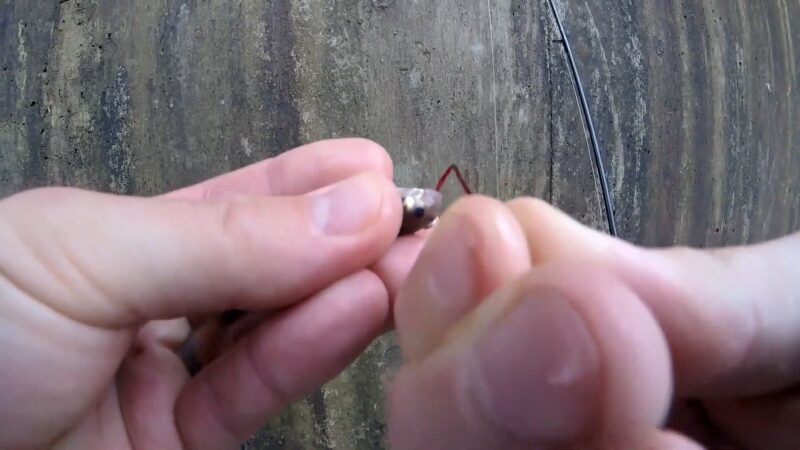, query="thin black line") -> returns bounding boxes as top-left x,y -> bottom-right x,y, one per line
547,0 -> 619,237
